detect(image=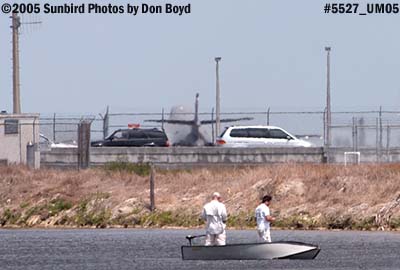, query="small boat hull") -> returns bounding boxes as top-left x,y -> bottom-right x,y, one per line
181,241 -> 320,260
